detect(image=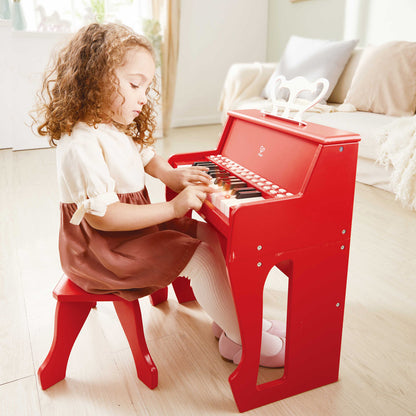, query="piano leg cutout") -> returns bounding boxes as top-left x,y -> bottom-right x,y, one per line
256,264 -> 288,386
228,243 -> 349,412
